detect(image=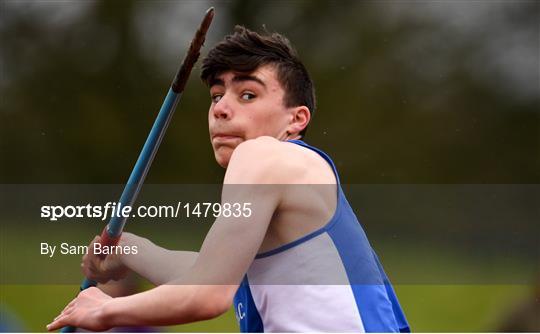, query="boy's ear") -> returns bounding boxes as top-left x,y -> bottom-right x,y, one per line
288,106 -> 310,135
